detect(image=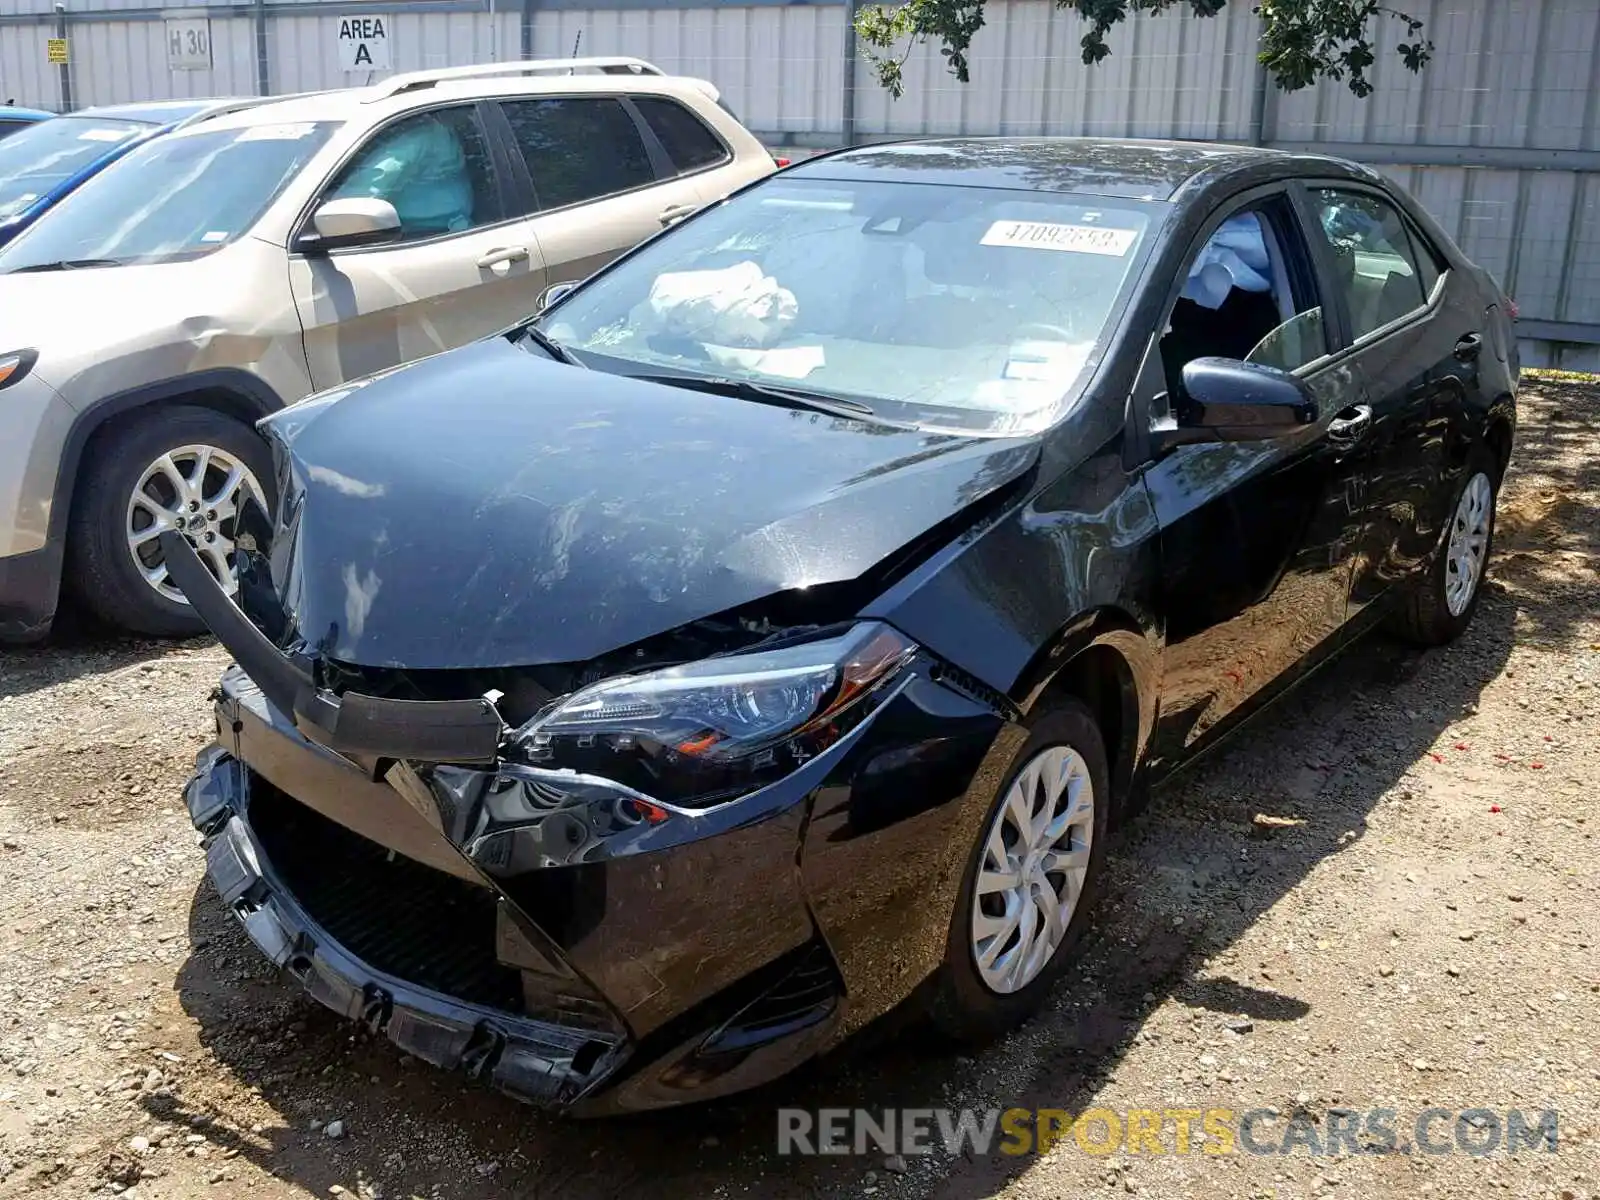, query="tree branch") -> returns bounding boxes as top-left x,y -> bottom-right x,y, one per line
855,0 -> 1432,101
